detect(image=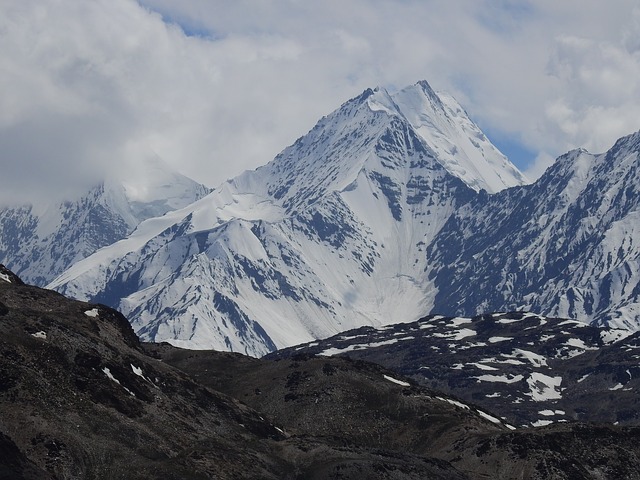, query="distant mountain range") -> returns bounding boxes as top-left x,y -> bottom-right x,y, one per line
427,133 -> 640,330
2,80 -> 638,357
